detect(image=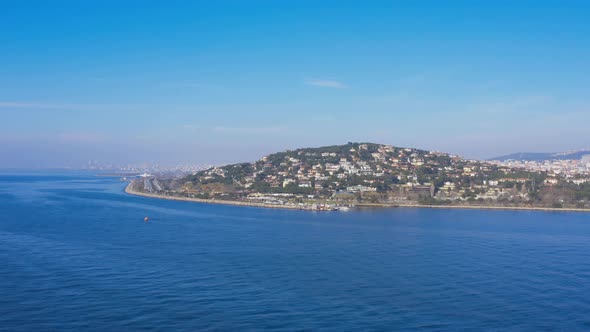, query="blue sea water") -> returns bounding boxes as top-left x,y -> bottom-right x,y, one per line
1,171 -> 590,331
